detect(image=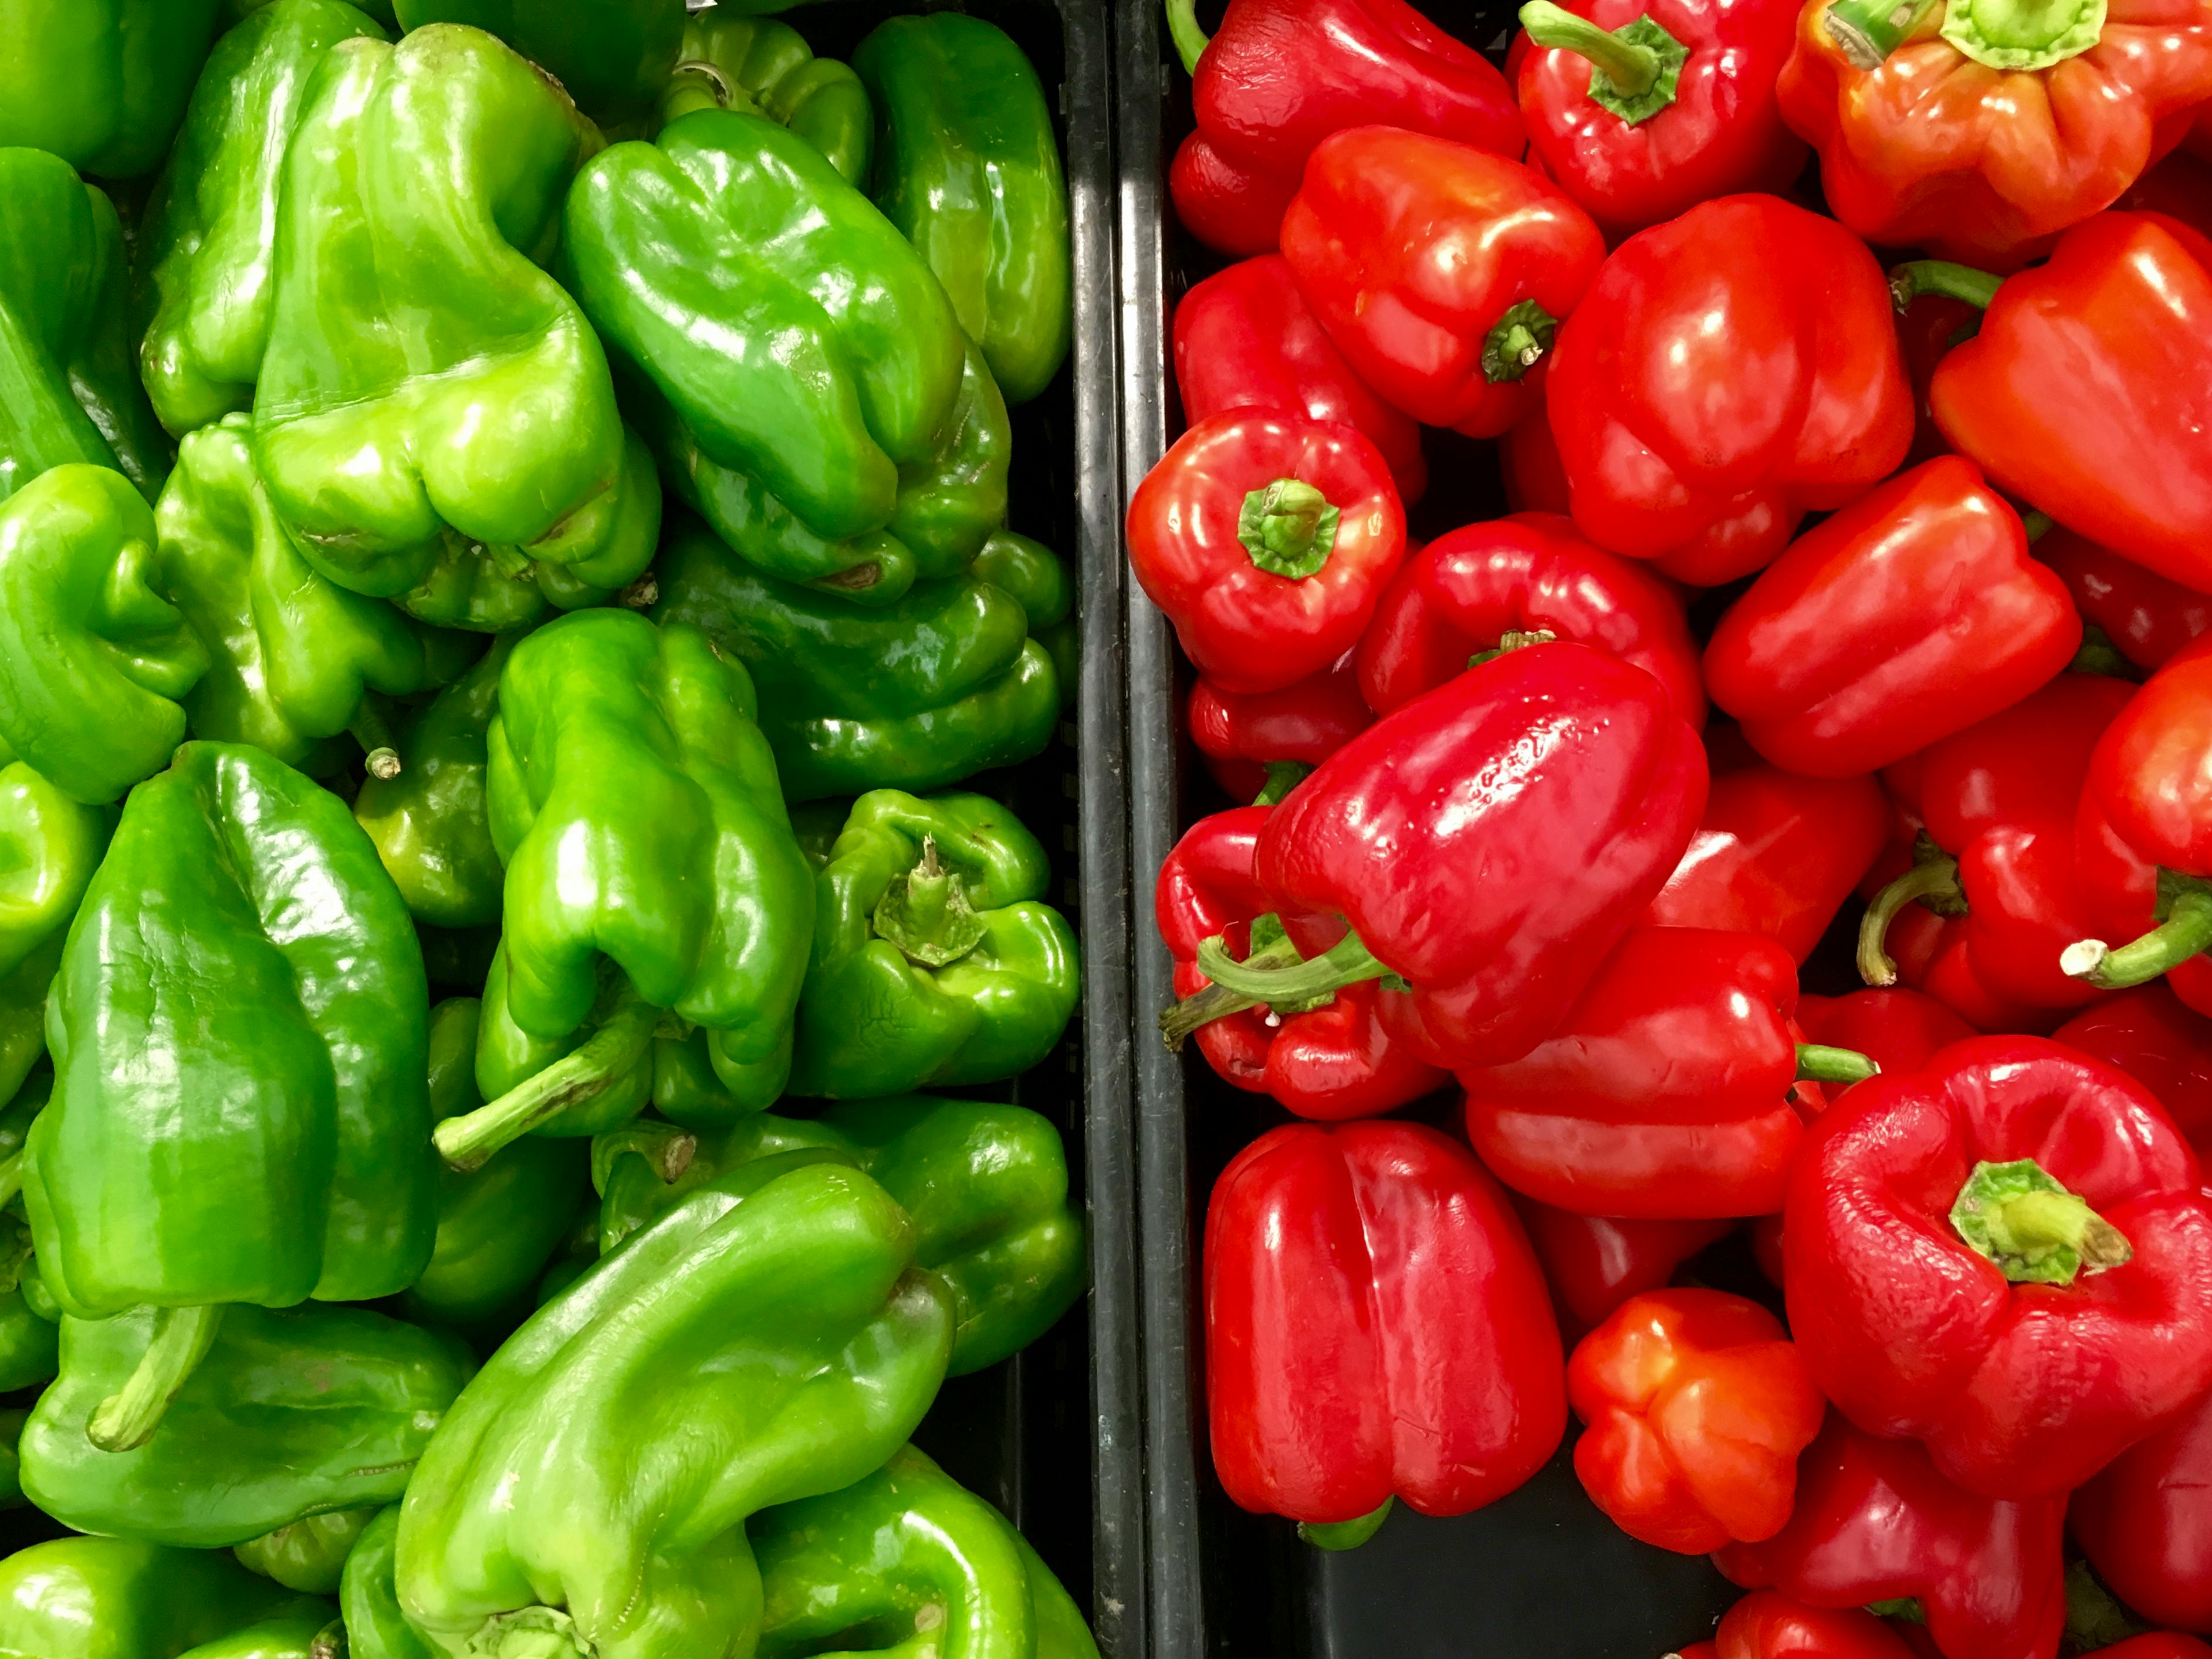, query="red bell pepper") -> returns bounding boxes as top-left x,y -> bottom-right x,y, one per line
1512,1197 -> 1733,1331
1567,1289 -> 1824,1553
1173,255 -> 1428,505
1545,195 -> 1915,587
1784,1036 -> 2212,1499
1204,1120 -> 1565,1532
1795,989 -> 1976,1077
1704,457 -> 2079,779
1164,0 -> 1524,259
1187,662 -> 1375,806
2039,525 -> 2212,674
1126,410 -> 1408,694
1462,926 -> 1873,1218
1896,290 -> 1984,469
2098,1641 -> 2212,1659
1501,407 -> 1573,516
1912,212 -> 2212,594
1645,762 -> 1892,964
1514,0 -> 1807,239
1169,640 -> 1708,1069
1156,805 -> 1447,1121
1279,130 -> 1606,440
1685,1593 -> 1923,1659
2074,1383 -> 2212,1634
2053,984 -> 2212,1160
2120,146 -> 2212,239
1855,672 -> 2136,1015
1354,511 -> 1705,727
1775,0 -> 2212,269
